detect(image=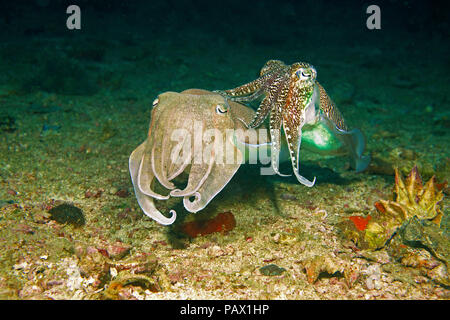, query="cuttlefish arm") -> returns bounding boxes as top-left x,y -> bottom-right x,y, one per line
170,148 -> 216,197
129,142 -> 176,225
281,85 -> 319,187
184,135 -> 244,212
283,119 -> 316,187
